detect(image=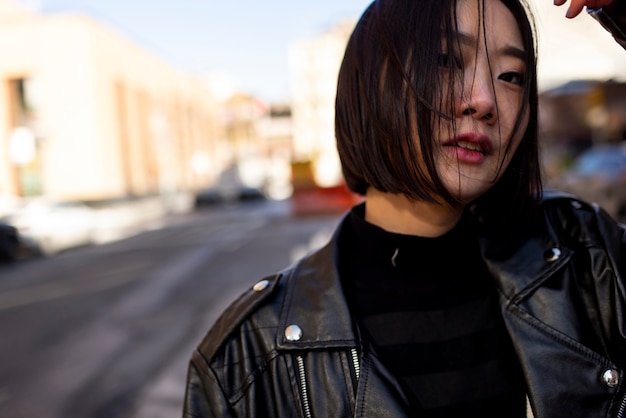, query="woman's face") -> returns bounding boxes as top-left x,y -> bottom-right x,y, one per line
435,0 -> 529,205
